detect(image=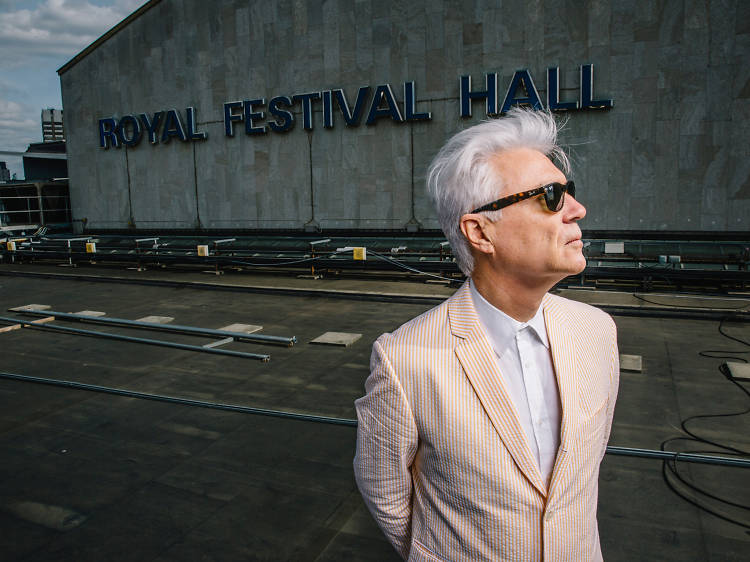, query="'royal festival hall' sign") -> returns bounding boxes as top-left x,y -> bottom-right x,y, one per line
97,65 -> 613,149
